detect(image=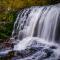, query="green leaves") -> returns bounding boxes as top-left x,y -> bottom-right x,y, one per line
0,11 -> 17,39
